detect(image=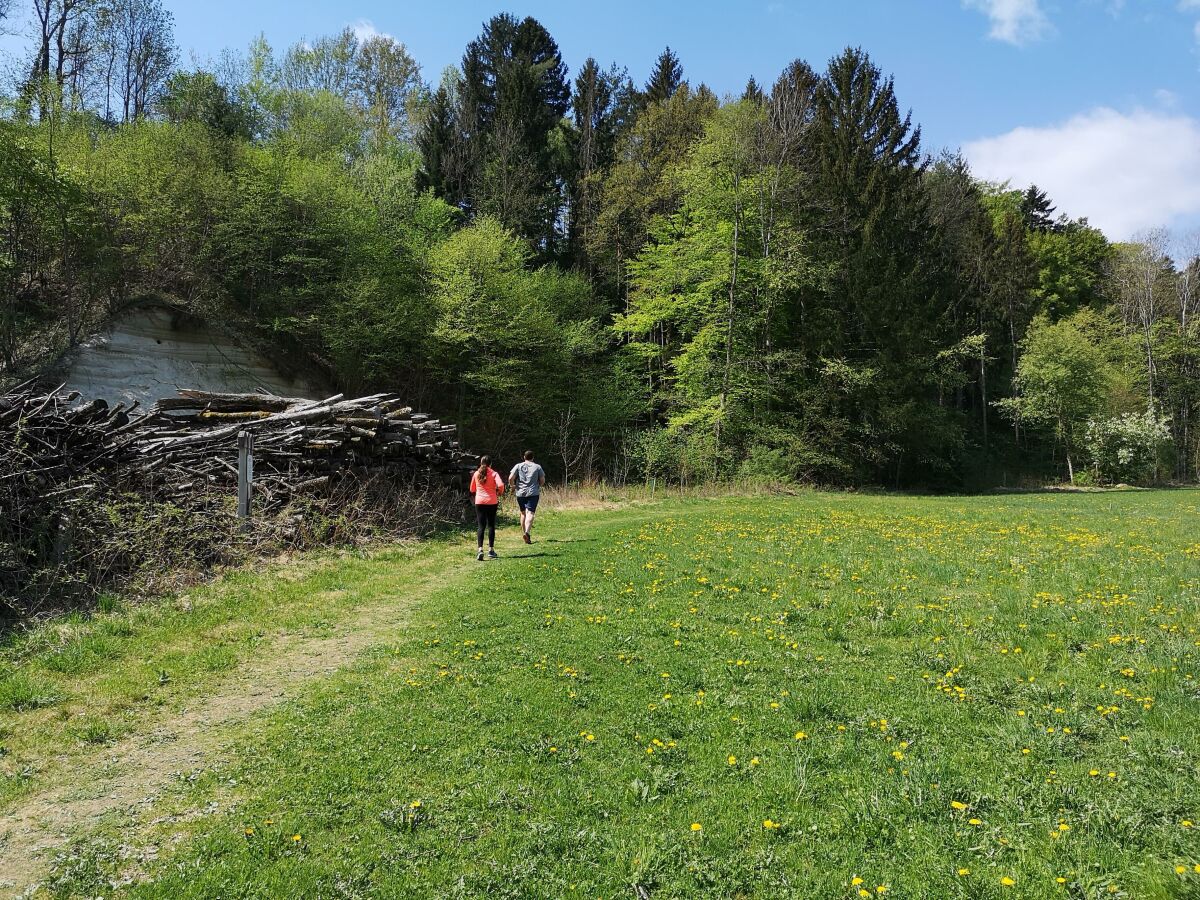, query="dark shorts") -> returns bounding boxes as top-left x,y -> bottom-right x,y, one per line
516,494 -> 540,513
